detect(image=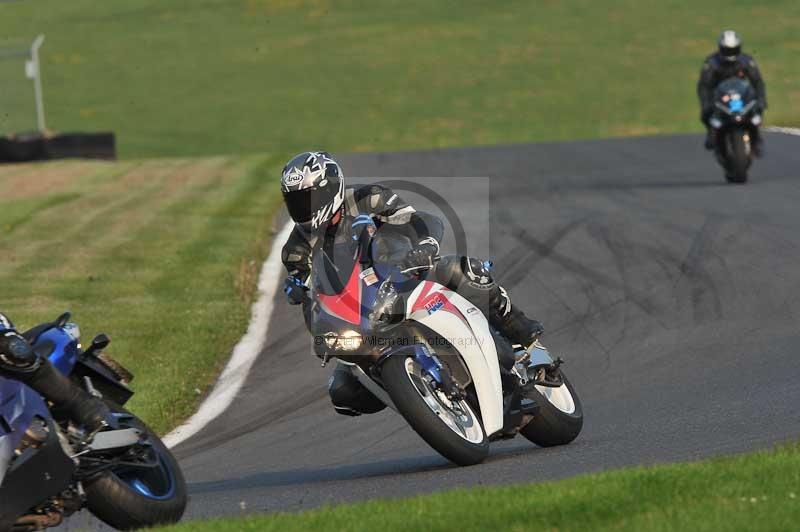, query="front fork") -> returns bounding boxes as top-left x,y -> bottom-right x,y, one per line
407,345 -> 465,400
714,125 -> 755,160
